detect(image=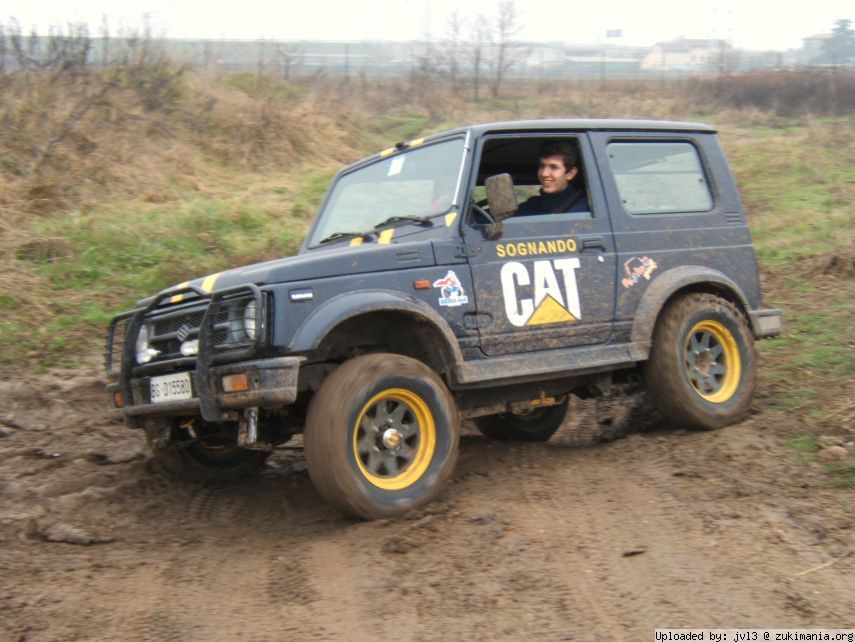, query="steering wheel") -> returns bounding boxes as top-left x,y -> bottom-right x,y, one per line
470,201 -> 496,225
